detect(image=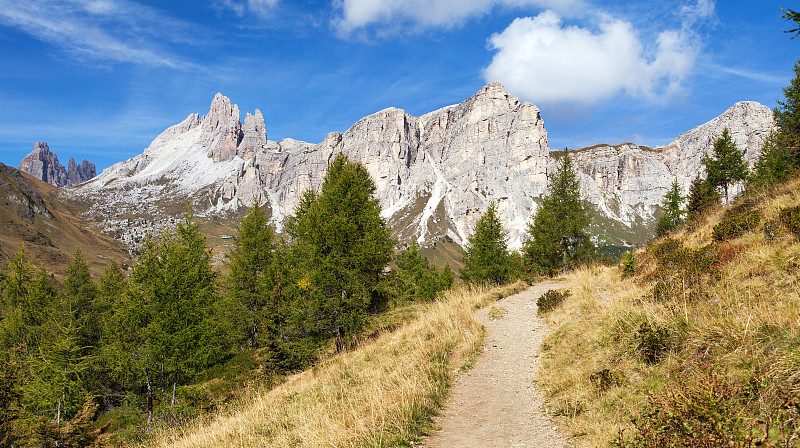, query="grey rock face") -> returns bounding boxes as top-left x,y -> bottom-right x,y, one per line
70,85 -> 774,250
19,142 -> 68,187
67,157 -> 97,186
572,101 -> 773,237
19,142 -> 97,187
